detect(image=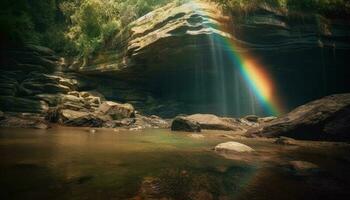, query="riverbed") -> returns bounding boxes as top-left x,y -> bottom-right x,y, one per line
0,127 -> 349,200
